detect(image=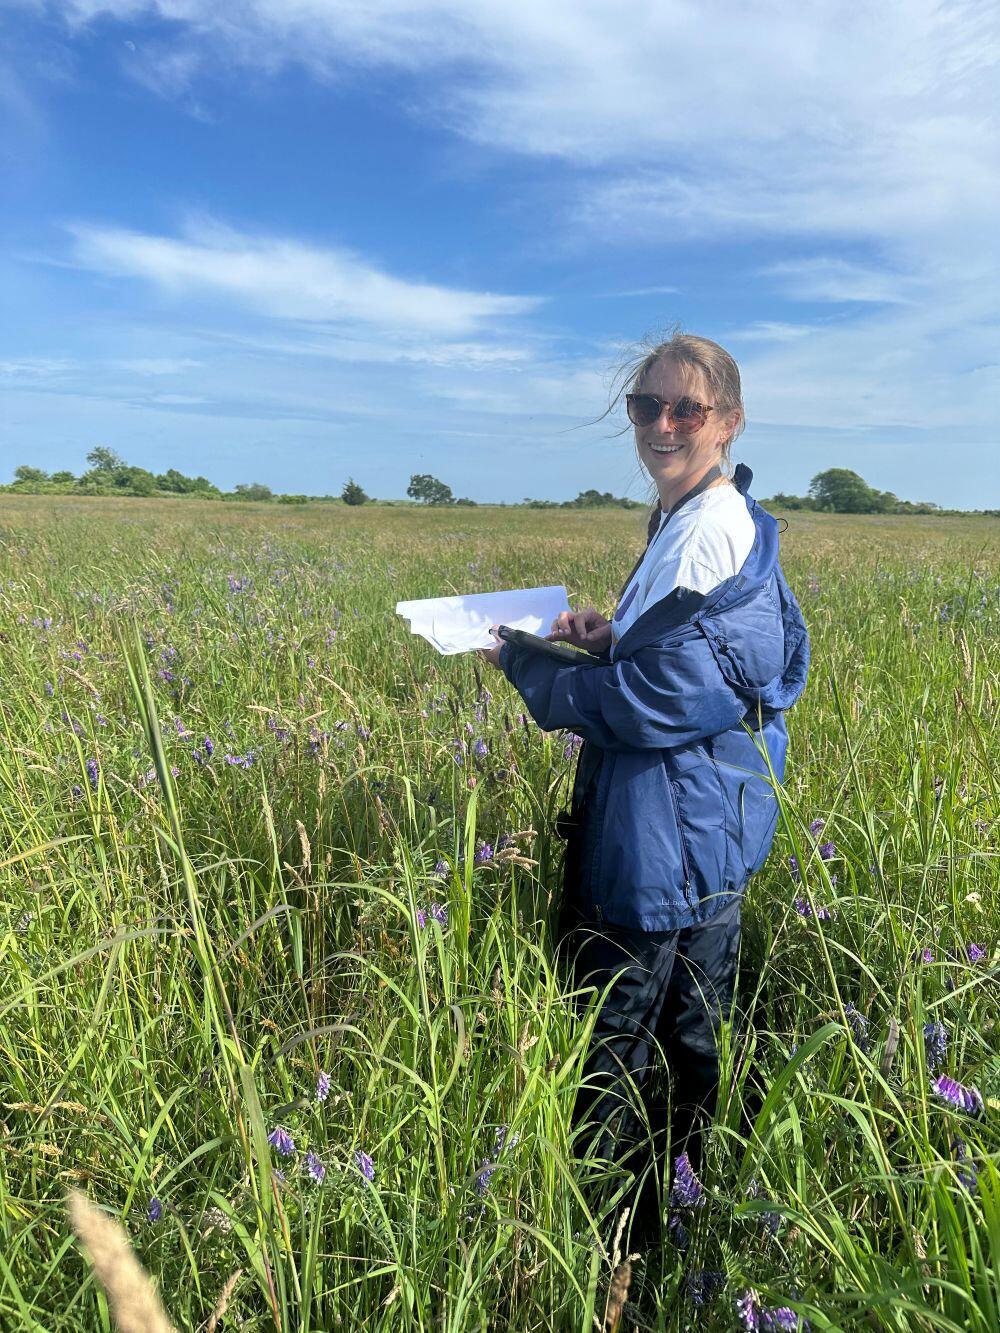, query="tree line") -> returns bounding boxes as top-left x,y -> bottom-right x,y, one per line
2,453 -> 994,515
